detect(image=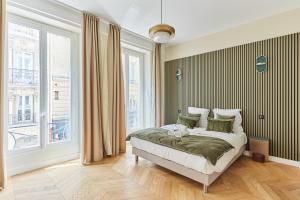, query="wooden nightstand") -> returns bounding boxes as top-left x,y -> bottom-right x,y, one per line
249,137 -> 269,161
